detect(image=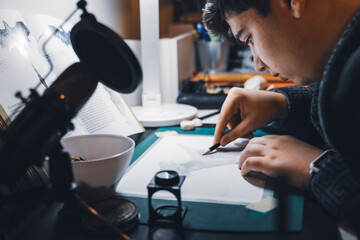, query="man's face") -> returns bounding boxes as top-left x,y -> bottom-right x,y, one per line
226,1 -> 324,85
